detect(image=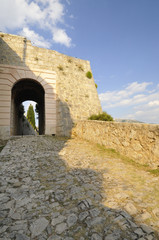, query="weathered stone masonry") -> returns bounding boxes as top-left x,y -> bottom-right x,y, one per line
73,120 -> 159,168
0,33 -> 102,138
